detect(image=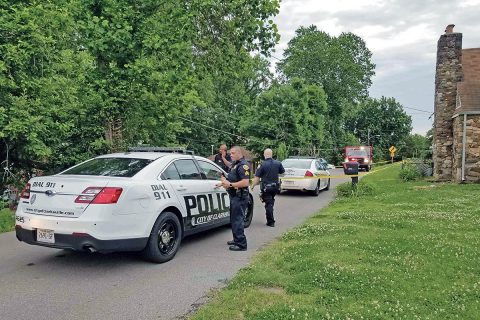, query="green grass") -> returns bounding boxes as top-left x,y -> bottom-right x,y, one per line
190,164 -> 480,319
0,207 -> 15,233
